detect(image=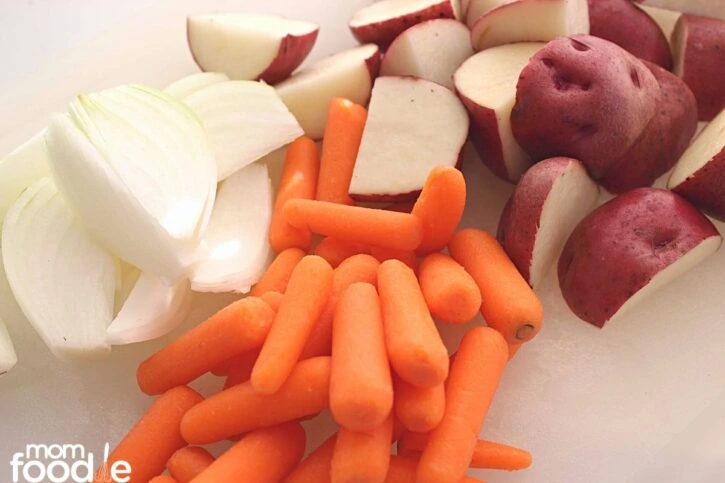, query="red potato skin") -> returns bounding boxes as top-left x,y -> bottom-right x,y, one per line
588,0 -> 672,69
673,14 -> 725,121
497,157 -> 585,282
511,35 -> 661,180
260,30 -> 319,84
365,48 -> 383,81
599,60 -> 698,193
558,188 -> 719,327
349,1 -> 458,49
458,93 -> 510,181
670,149 -> 725,221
